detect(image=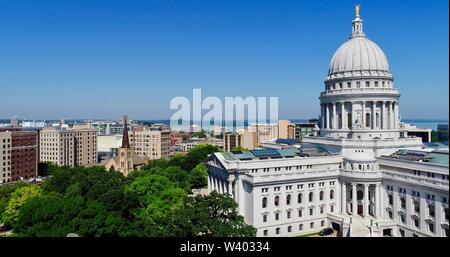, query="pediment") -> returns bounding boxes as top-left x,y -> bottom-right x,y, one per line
205,154 -> 226,170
